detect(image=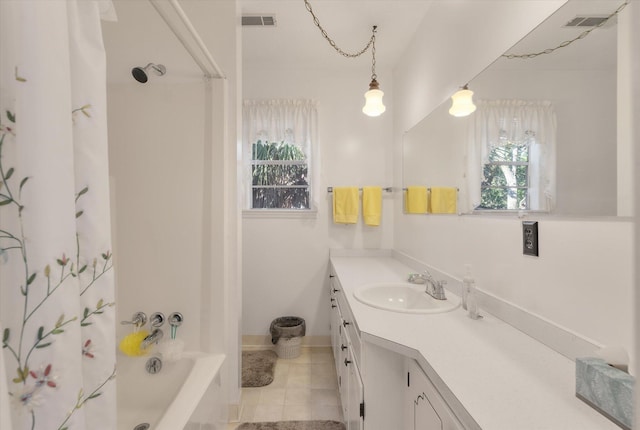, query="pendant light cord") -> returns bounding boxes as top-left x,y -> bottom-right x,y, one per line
370,31 -> 377,81
503,0 -> 628,59
304,0 -> 376,59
